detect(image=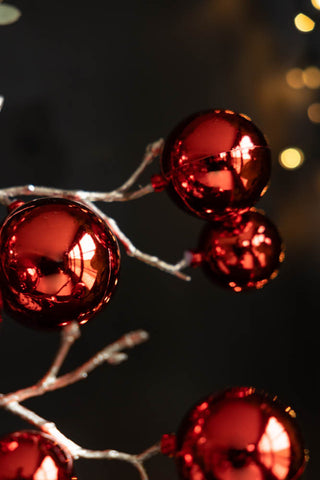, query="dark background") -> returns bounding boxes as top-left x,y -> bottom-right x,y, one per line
0,1 -> 319,479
